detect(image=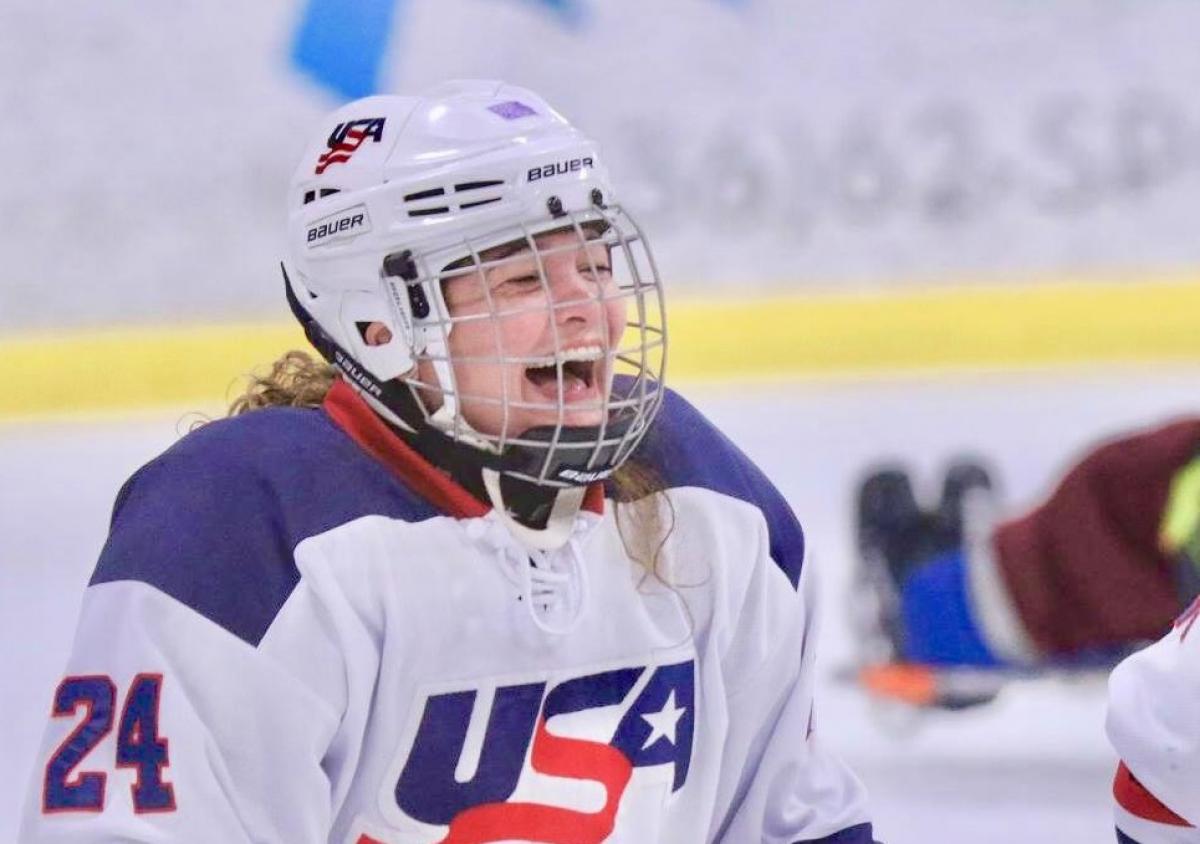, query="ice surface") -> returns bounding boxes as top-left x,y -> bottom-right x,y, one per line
5,366 -> 1198,842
